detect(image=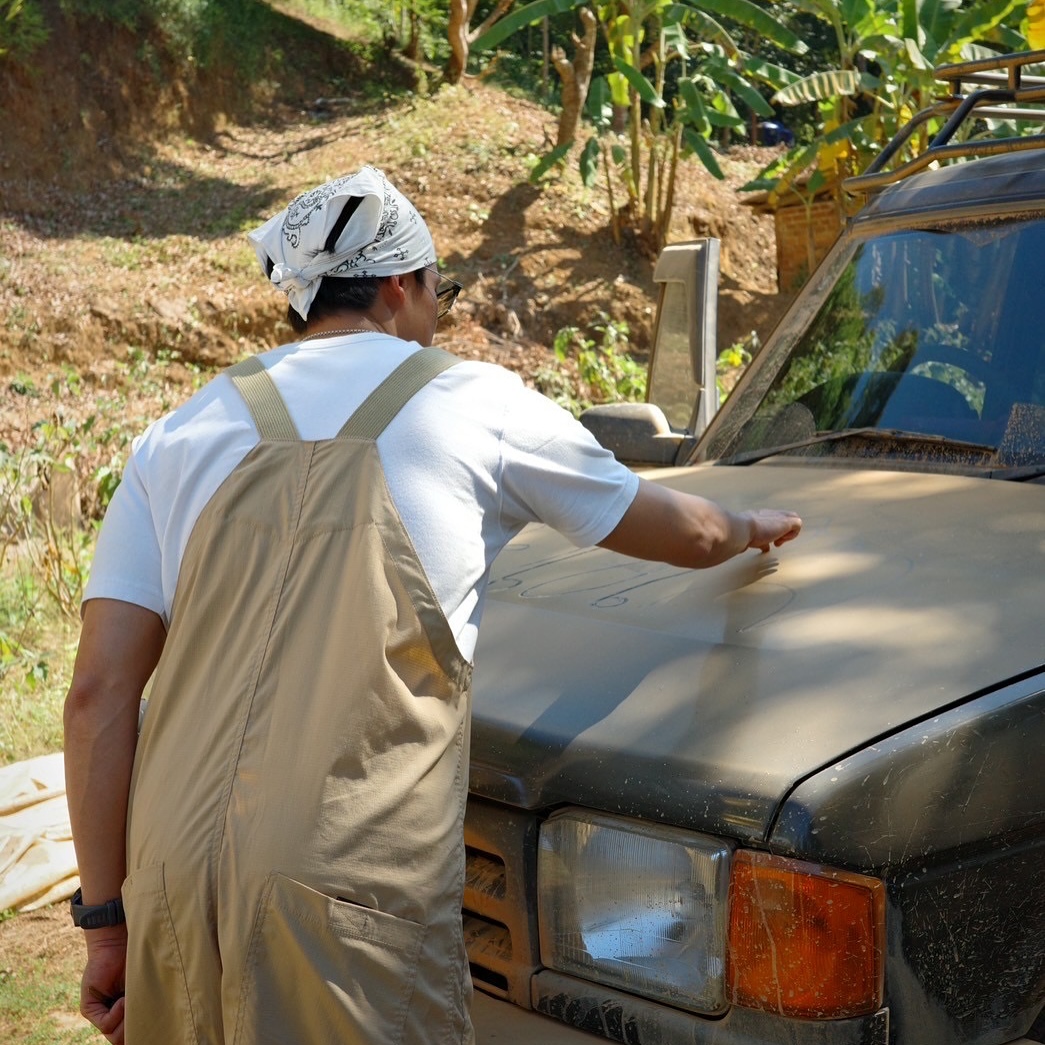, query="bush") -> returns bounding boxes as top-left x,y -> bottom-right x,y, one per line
0,0 -> 48,61
536,313 -> 646,417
